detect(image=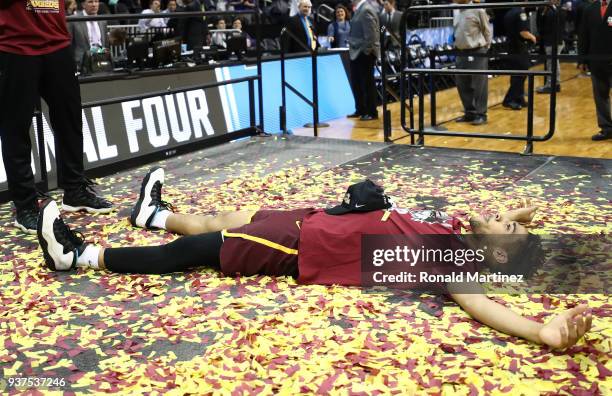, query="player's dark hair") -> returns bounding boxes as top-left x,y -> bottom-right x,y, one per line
494,233 -> 546,279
